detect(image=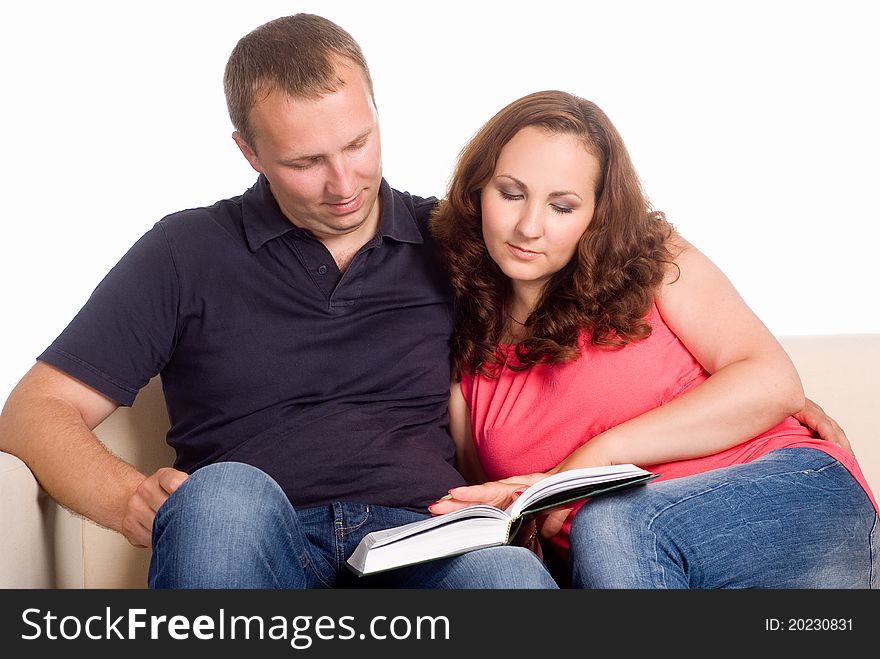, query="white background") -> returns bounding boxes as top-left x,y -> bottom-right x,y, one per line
1,0 -> 877,403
